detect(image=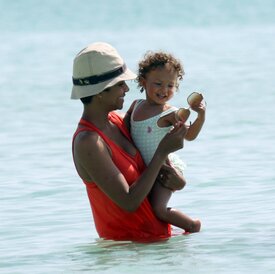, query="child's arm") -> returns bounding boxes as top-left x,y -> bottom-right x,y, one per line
123,100 -> 137,131
185,103 -> 206,141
